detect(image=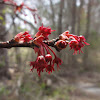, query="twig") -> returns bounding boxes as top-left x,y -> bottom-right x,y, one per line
0,1 -> 15,6
16,14 -> 38,32
0,38 -> 60,51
